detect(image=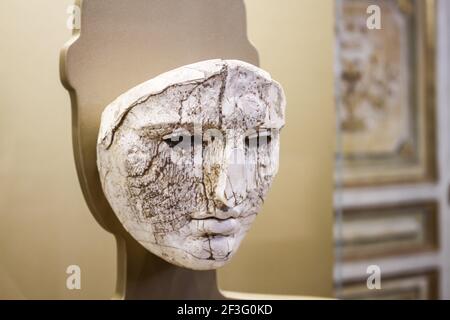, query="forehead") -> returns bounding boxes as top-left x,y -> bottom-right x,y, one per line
98,60 -> 285,147
126,64 -> 285,132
